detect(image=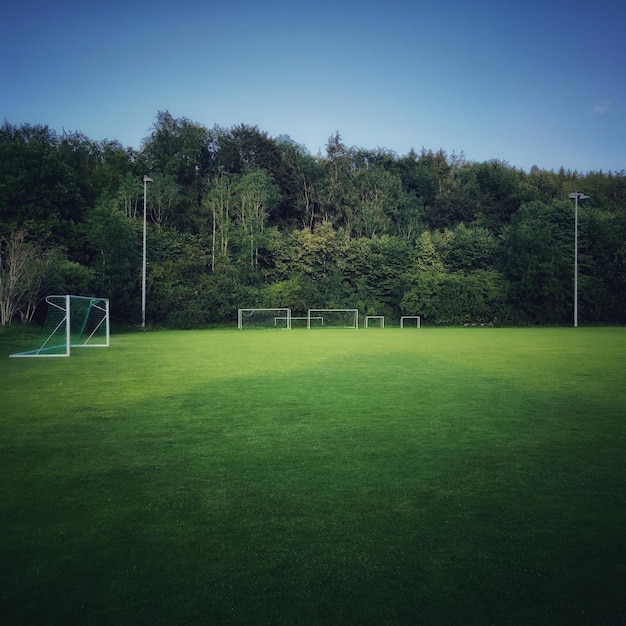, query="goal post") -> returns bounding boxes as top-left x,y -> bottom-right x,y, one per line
238,308 -> 291,329
307,309 -> 358,329
364,315 -> 384,328
10,295 -> 110,358
400,315 -> 421,328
